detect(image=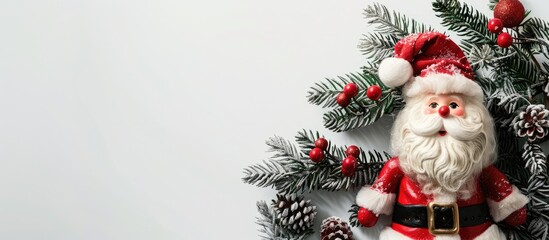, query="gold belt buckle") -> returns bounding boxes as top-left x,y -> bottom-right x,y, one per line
427,202 -> 460,235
